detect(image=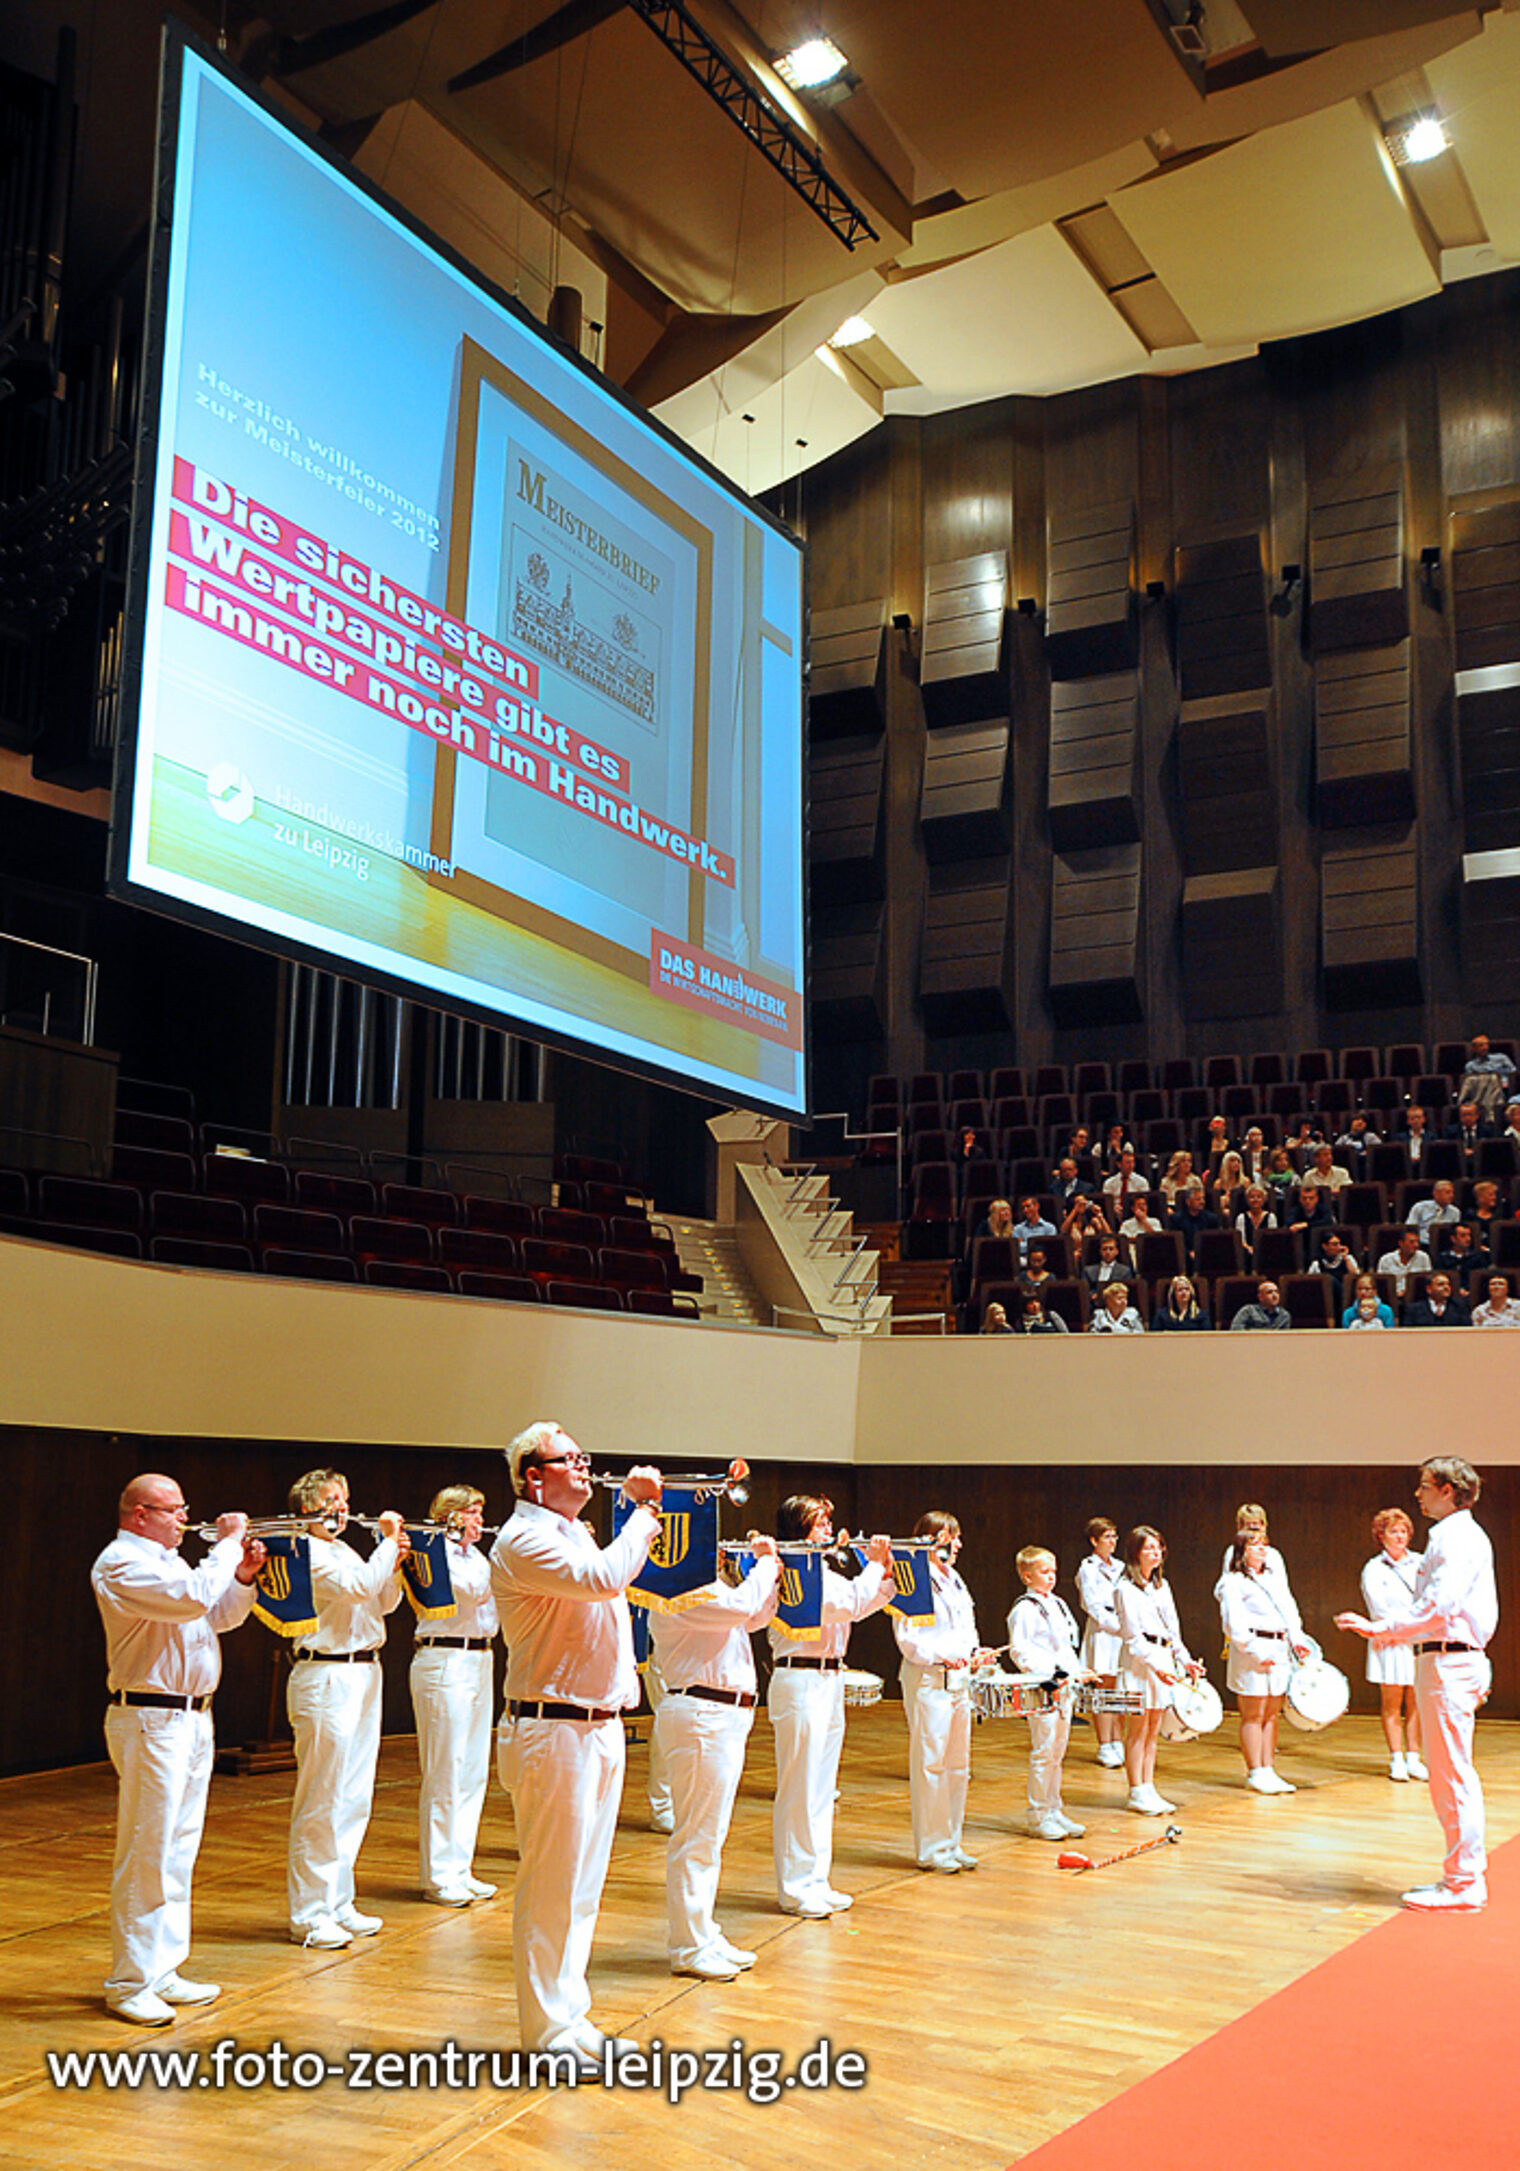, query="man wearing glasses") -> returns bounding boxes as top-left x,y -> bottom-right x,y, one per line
91,1473 -> 266,2024
491,1422 -> 662,2072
